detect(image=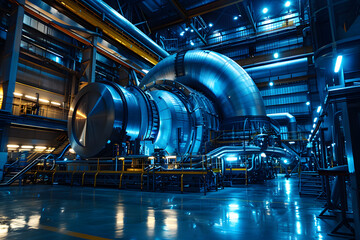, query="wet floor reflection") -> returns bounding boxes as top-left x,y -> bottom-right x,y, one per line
0,177 -> 339,239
